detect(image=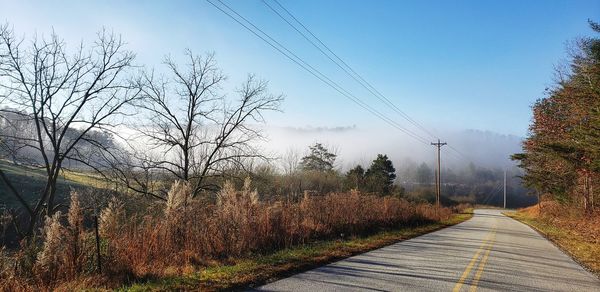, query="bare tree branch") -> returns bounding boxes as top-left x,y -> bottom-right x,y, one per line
0,23 -> 140,237
127,51 -> 282,197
